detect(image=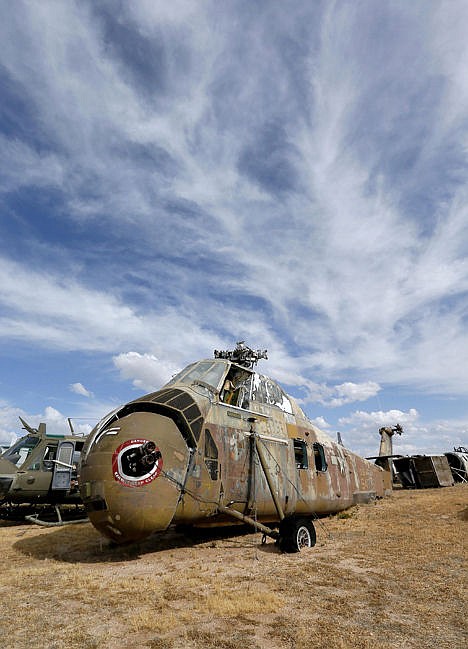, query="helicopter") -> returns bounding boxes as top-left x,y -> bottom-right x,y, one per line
80,342 -> 397,552
0,417 -> 88,524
